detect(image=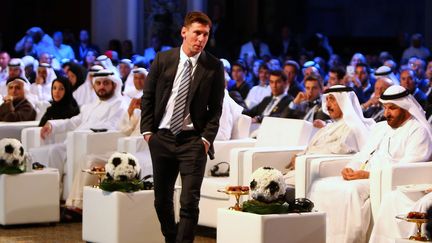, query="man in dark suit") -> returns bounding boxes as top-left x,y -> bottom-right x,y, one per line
243,69 -> 292,123
281,74 -> 329,123
140,12 -> 225,243
283,60 -> 304,98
